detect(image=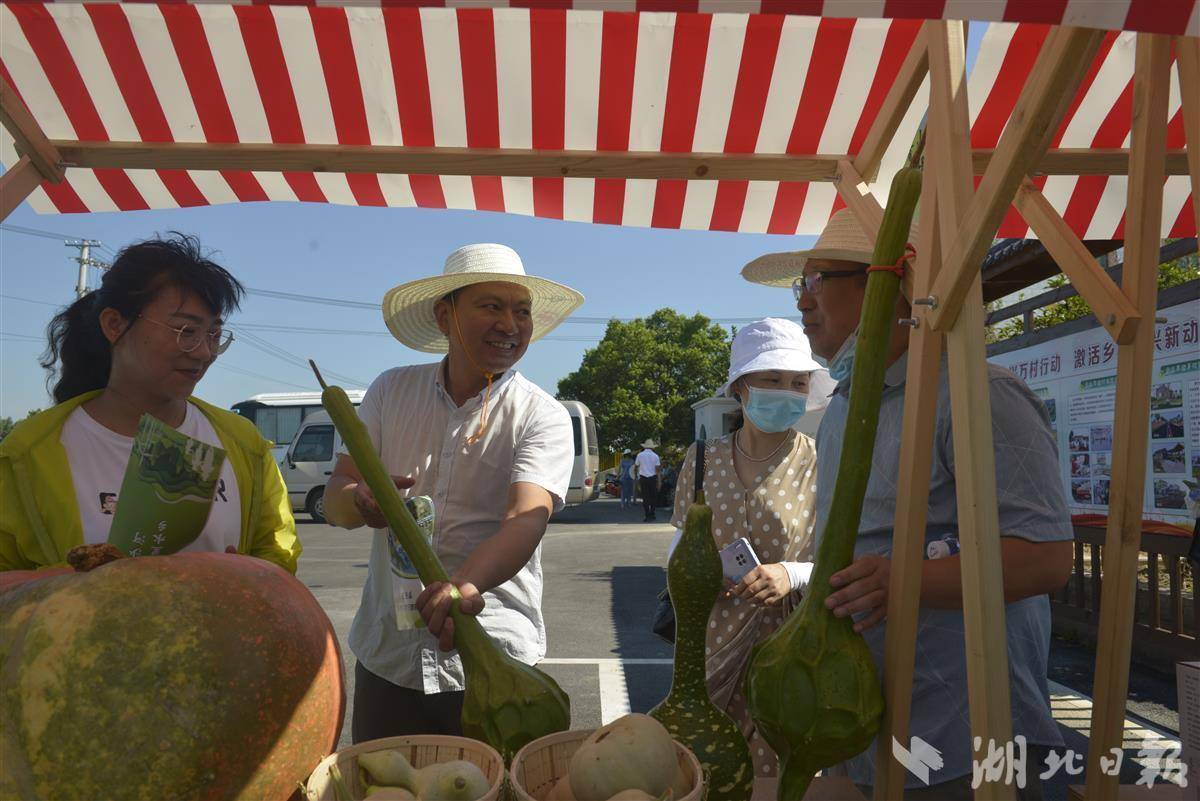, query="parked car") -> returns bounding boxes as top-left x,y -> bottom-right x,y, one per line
280,410 -> 340,522
561,400 -> 601,505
